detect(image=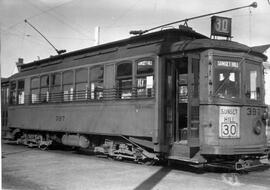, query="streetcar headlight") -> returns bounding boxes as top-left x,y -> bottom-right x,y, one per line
253,120 -> 262,135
